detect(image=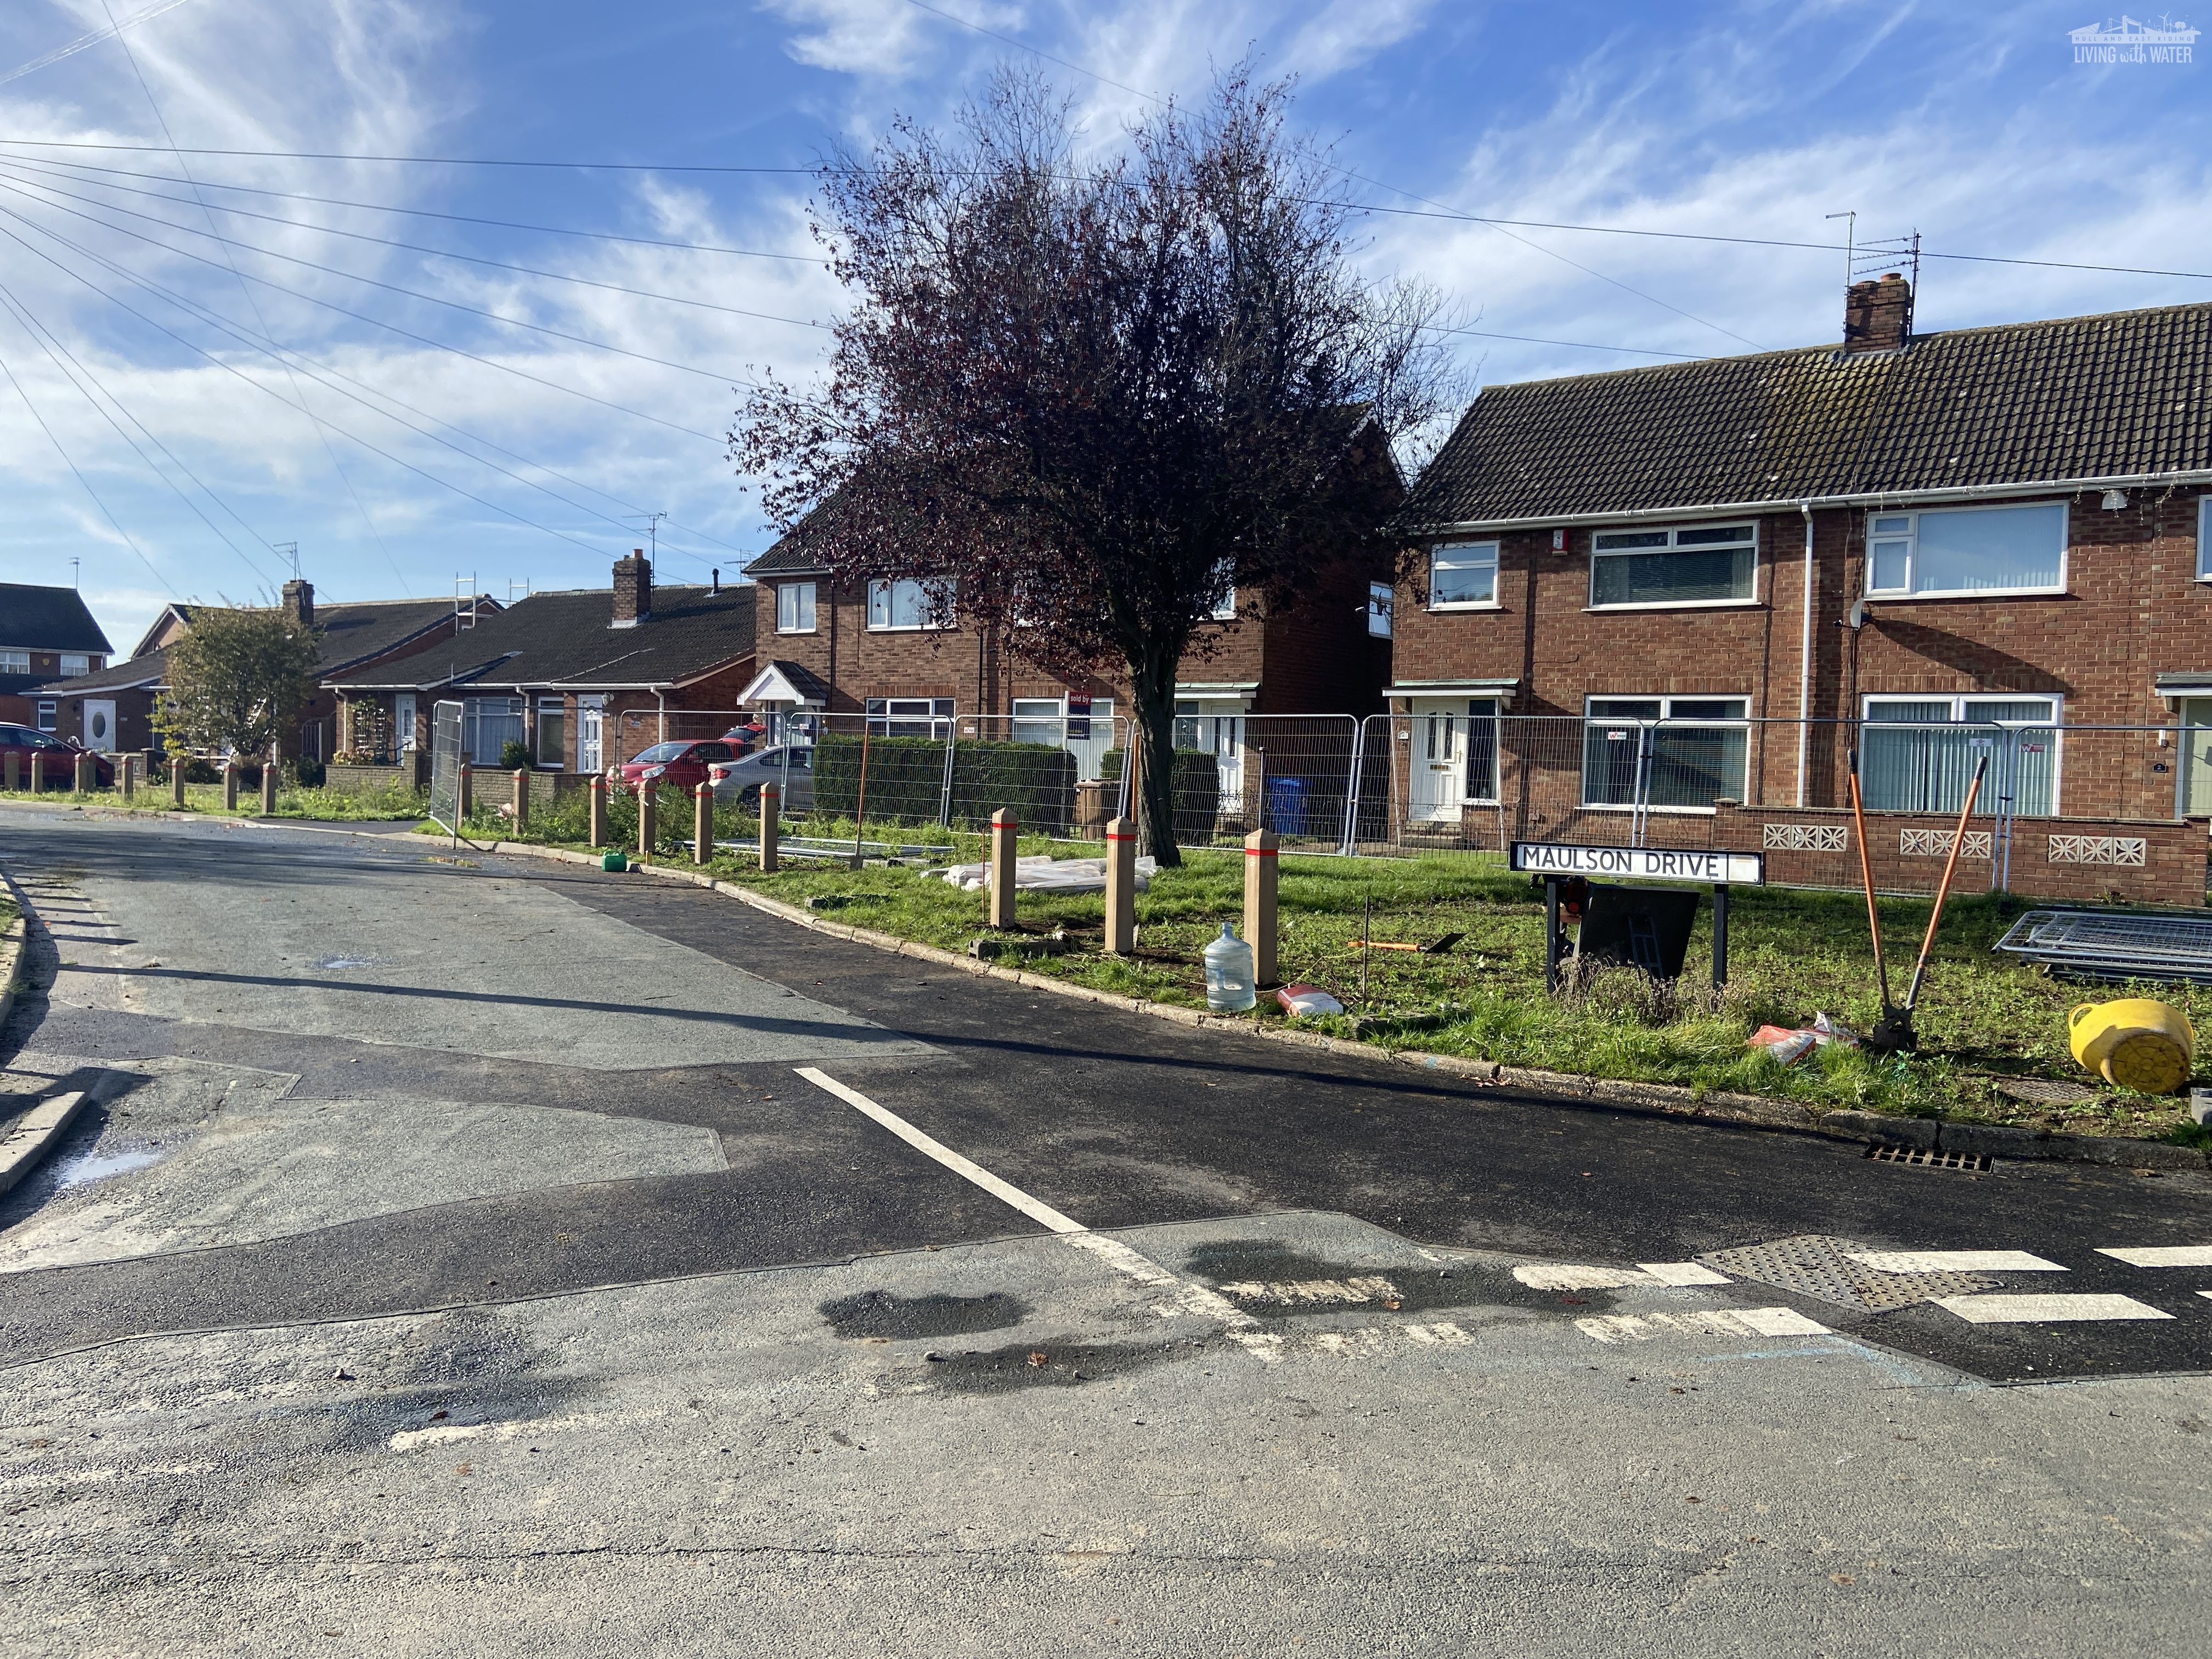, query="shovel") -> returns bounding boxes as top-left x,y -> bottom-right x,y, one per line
1852,751 -> 1986,1053
1348,932 -> 1465,956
